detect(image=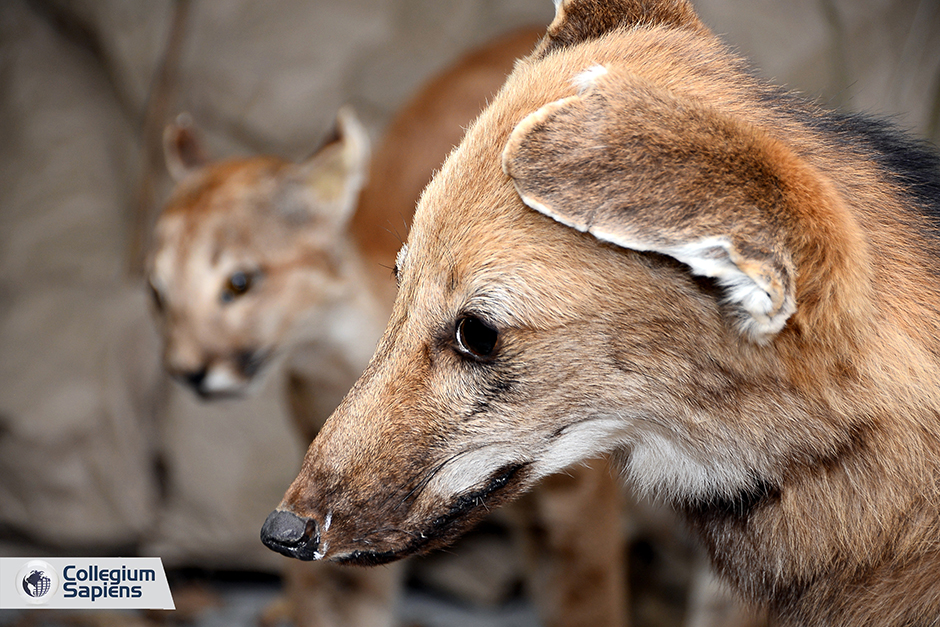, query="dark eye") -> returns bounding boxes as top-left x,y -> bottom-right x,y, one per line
221,270 -> 256,303
454,315 -> 499,360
